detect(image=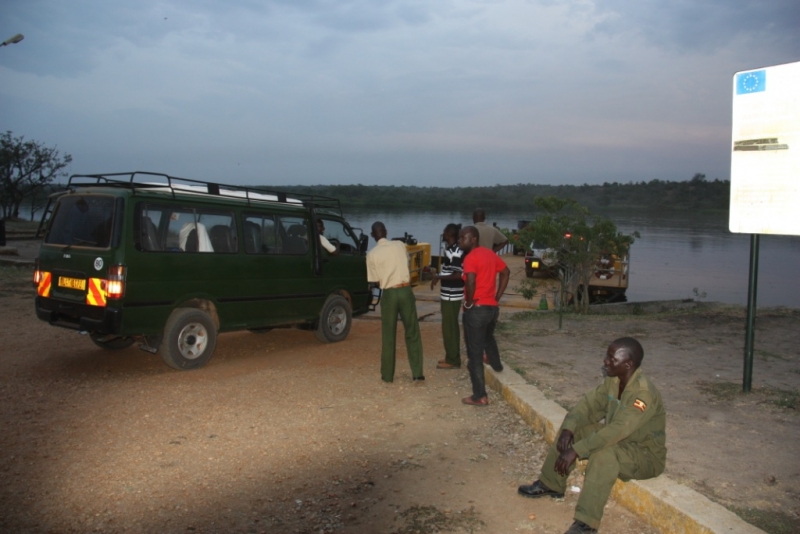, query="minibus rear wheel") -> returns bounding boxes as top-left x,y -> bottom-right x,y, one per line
159,308 -> 217,370
315,294 -> 352,343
